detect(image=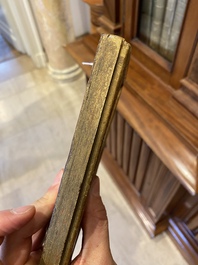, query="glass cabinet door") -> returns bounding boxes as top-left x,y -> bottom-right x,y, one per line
138,0 -> 188,62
